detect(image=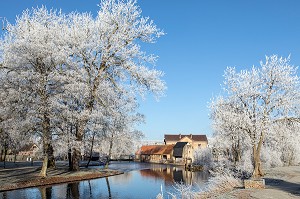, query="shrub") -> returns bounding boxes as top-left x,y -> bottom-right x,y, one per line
193,148 -> 213,170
